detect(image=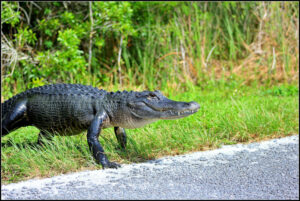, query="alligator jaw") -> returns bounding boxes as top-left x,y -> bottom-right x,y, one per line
160,101 -> 200,120
117,91 -> 200,128
139,100 -> 200,120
